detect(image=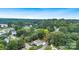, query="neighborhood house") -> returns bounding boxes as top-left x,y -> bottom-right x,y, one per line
0,24 -> 8,27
